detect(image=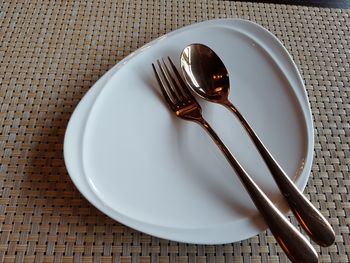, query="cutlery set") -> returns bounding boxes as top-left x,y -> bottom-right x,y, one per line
152,44 -> 334,262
